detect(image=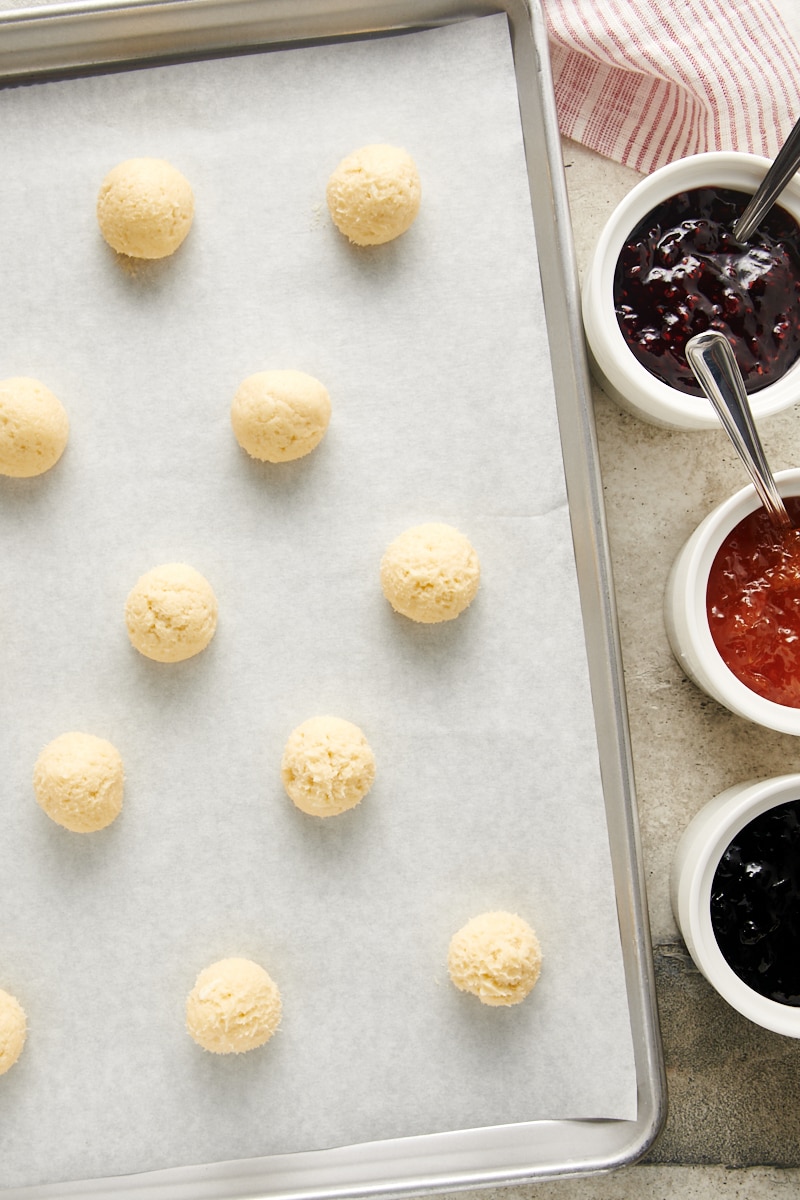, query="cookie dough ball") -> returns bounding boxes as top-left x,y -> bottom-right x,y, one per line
380,522 -> 480,624
281,716 -> 376,817
0,377 -> 69,478
186,957 -> 282,1054
33,732 -> 124,833
97,158 -> 194,259
326,144 -> 421,246
0,990 -> 26,1076
231,370 -> 331,463
125,563 -> 218,663
448,911 -> 542,1007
